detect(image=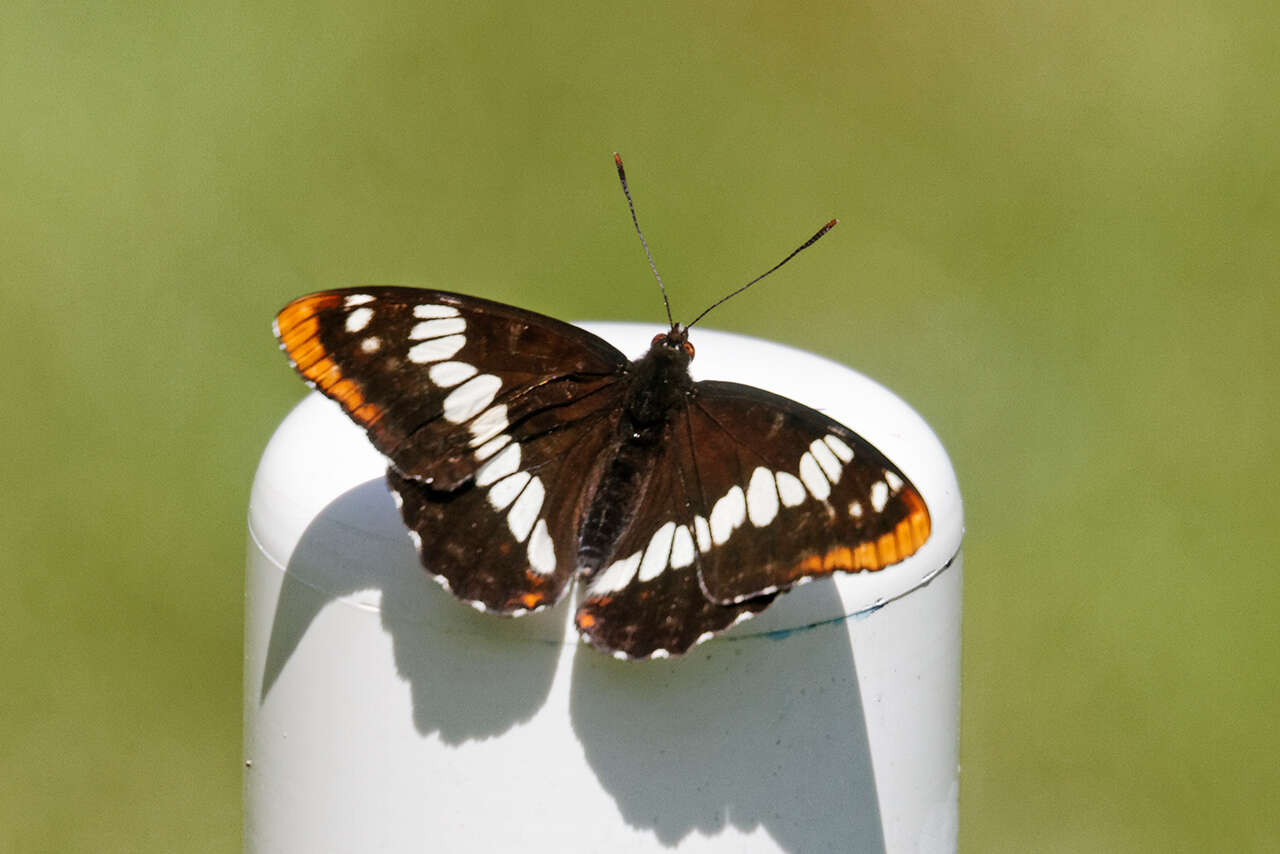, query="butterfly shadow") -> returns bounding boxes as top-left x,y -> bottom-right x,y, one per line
568,584 -> 886,854
257,477 -> 562,743
255,478 -> 884,850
